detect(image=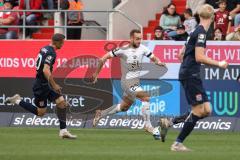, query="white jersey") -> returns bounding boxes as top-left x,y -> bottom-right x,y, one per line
109,44 -> 154,100
110,44 -> 153,81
